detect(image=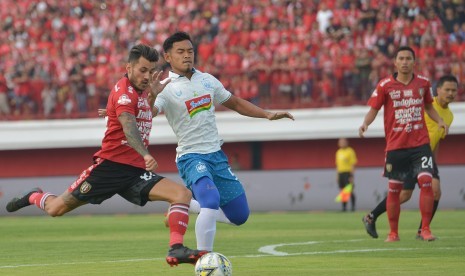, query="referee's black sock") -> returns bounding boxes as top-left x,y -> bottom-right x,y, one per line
370,197 -> 387,221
